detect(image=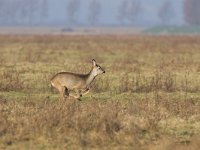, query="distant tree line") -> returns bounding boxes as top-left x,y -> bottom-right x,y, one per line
66,0 -> 103,26
0,0 -> 200,26
66,0 -> 142,26
0,0 -> 142,26
158,0 -> 175,25
118,0 -> 141,25
0,0 -> 48,25
158,0 -> 200,26
184,0 -> 200,25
